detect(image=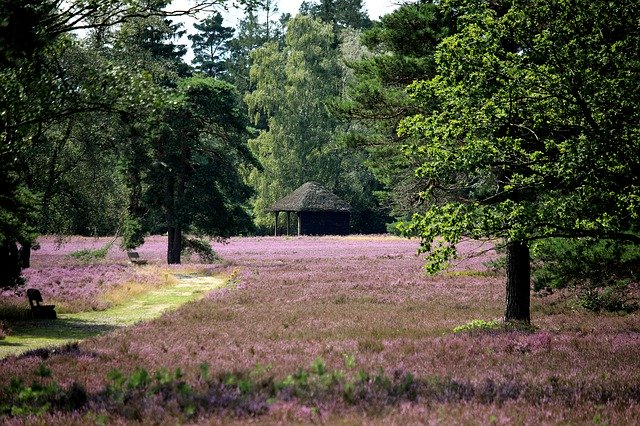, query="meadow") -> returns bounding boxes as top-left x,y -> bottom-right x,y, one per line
0,235 -> 639,424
